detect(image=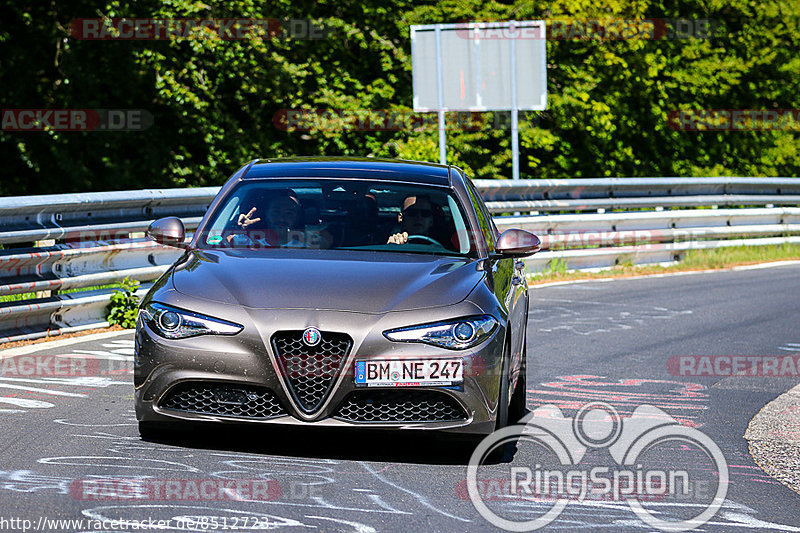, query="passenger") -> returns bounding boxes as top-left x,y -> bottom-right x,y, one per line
345,192 -> 380,246
264,191 -> 304,245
